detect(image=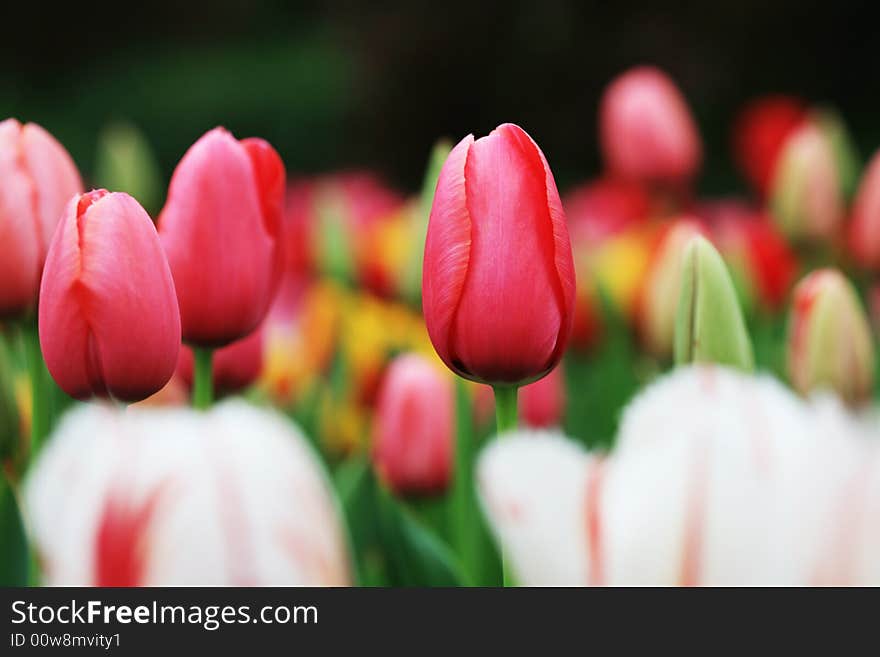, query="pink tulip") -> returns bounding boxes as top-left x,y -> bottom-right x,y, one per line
848,149 -> 880,270
0,118 -> 83,317
38,190 -> 181,402
176,324 -> 264,396
372,354 -> 453,495
158,127 -> 285,347
599,67 -> 702,188
422,123 -> 576,386
519,363 -> 565,428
